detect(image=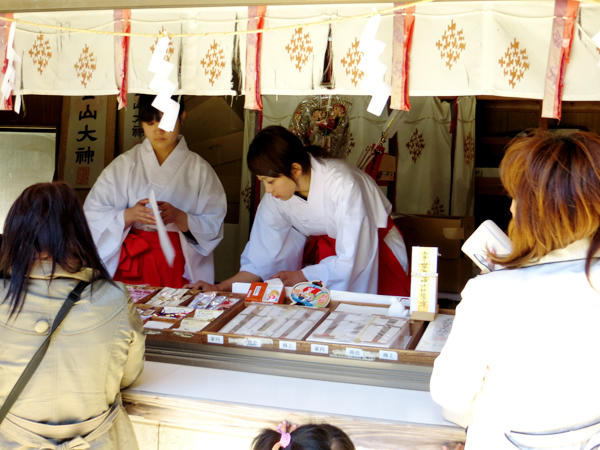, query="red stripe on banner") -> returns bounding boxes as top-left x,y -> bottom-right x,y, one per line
244,6 -> 266,111
114,9 -> 131,110
541,0 -> 579,120
391,5 -> 415,111
0,14 -> 14,111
